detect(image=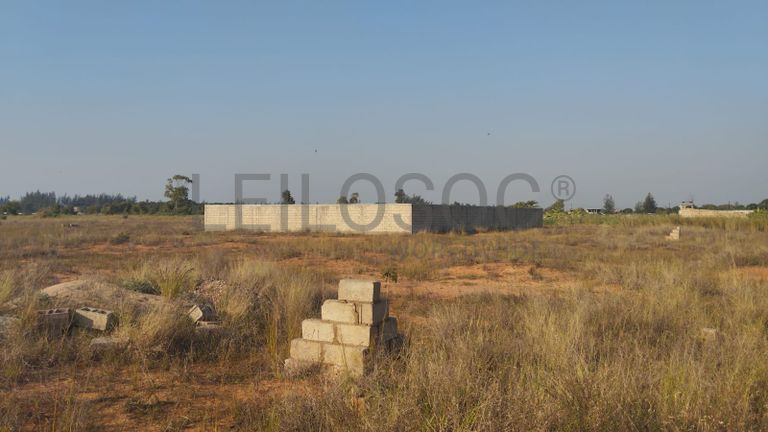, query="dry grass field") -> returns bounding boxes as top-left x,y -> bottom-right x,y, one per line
1,214 -> 768,431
